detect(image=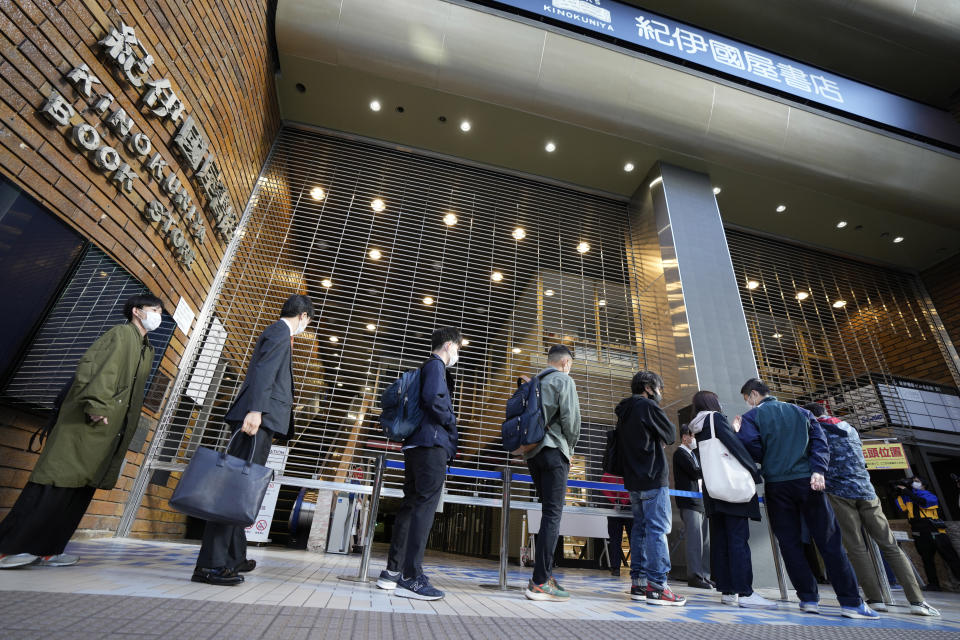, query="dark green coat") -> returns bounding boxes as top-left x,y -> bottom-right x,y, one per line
30,322 -> 154,490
